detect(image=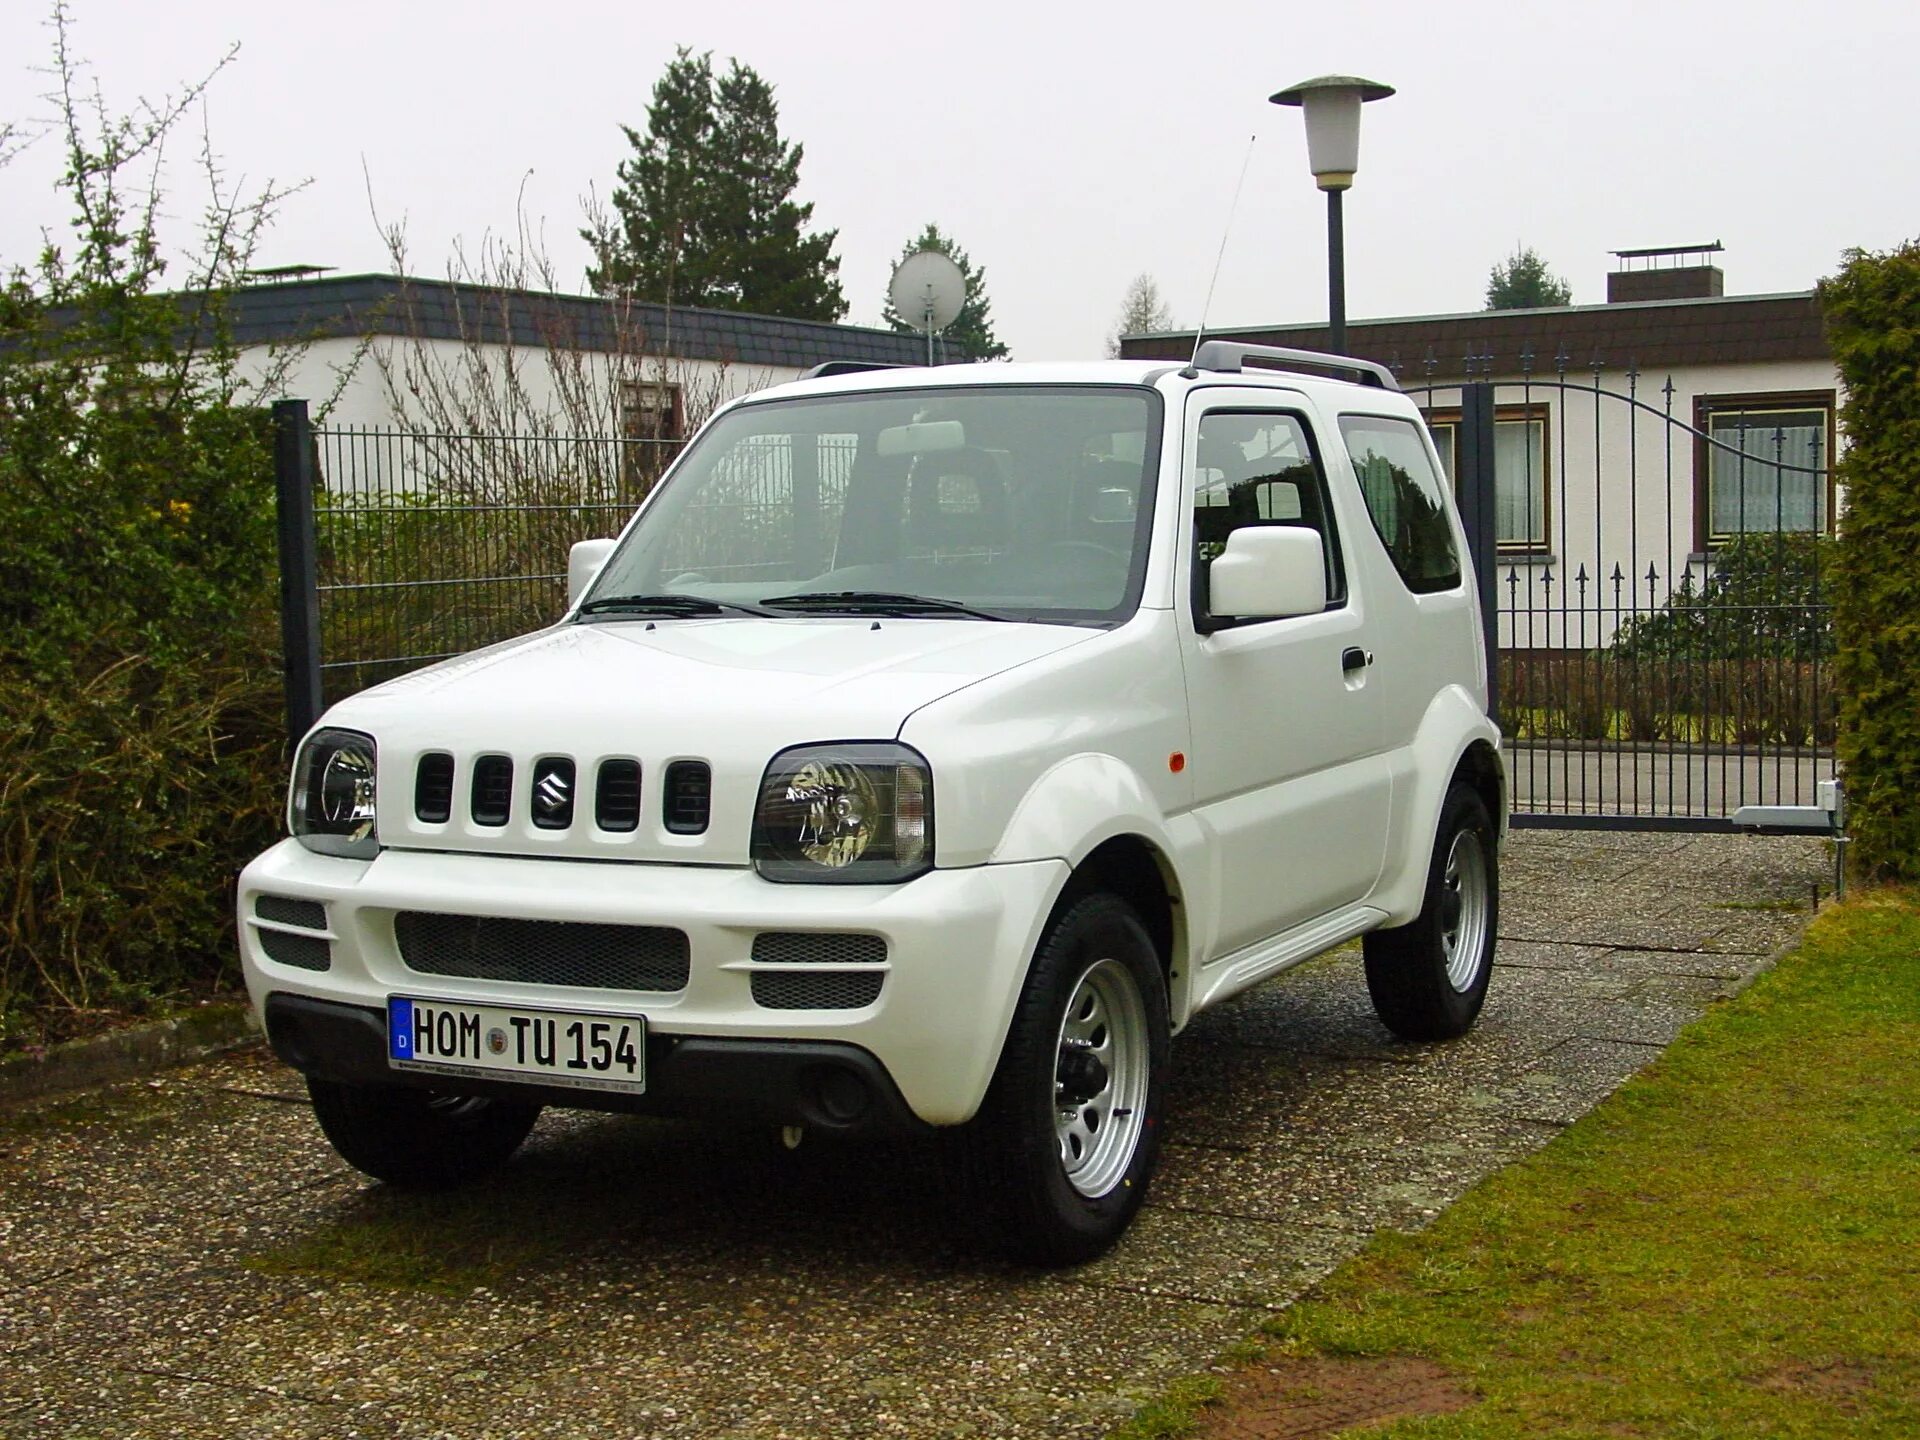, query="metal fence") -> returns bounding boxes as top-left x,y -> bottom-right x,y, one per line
1439,375 -> 1834,828
272,401 -> 679,722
